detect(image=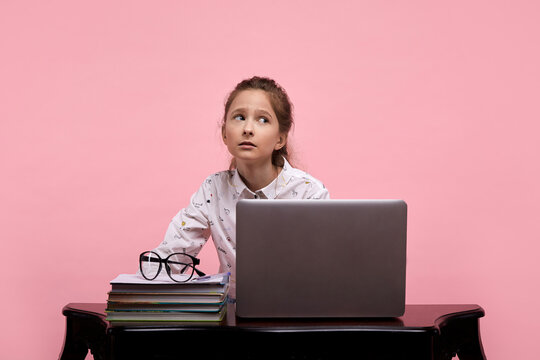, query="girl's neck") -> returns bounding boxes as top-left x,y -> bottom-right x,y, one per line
236,160 -> 281,193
